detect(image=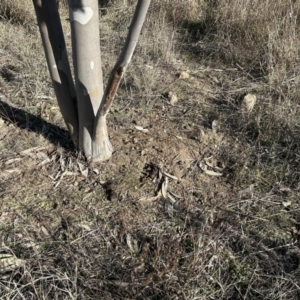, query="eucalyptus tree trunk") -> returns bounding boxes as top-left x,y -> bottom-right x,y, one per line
32,0 -> 79,147
33,0 -> 151,162
93,0 -> 151,161
69,0 -> 105,159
